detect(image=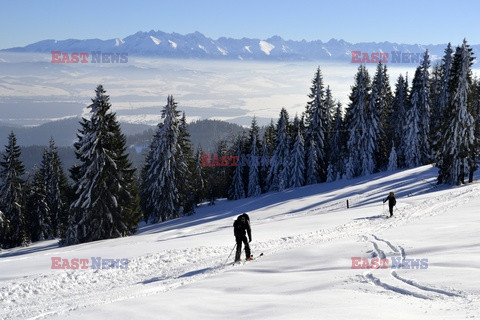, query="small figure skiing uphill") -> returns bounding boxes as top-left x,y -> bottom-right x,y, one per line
383,191 -> 396,217
233,213 -> 253,262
